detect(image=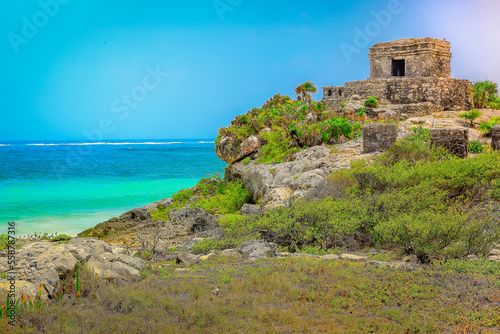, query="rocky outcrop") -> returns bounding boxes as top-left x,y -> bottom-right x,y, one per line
226,140 -> 376,209
215,135 -> 262,164
239,204 -> 262,216
86,252 -> 147,282
168,208 -> 216,234
0,238 -> 147,299
78,198 -> 174,241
